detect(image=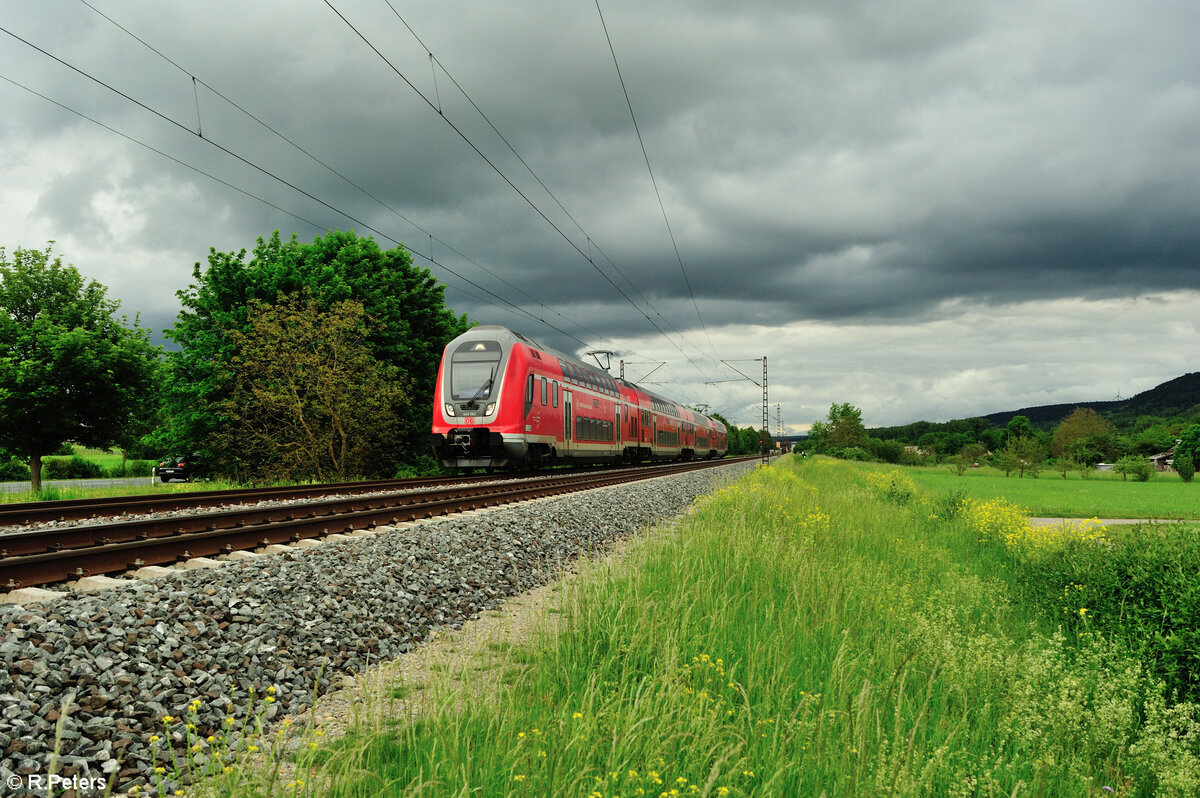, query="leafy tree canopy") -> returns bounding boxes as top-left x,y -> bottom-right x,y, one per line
165,231 -> 470,475
1175,424 -> 1200,482
0,244 -> 161,490
1005,414 -> 1034,443
215,291 -> 405,482
1050,407 -> 1111,457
